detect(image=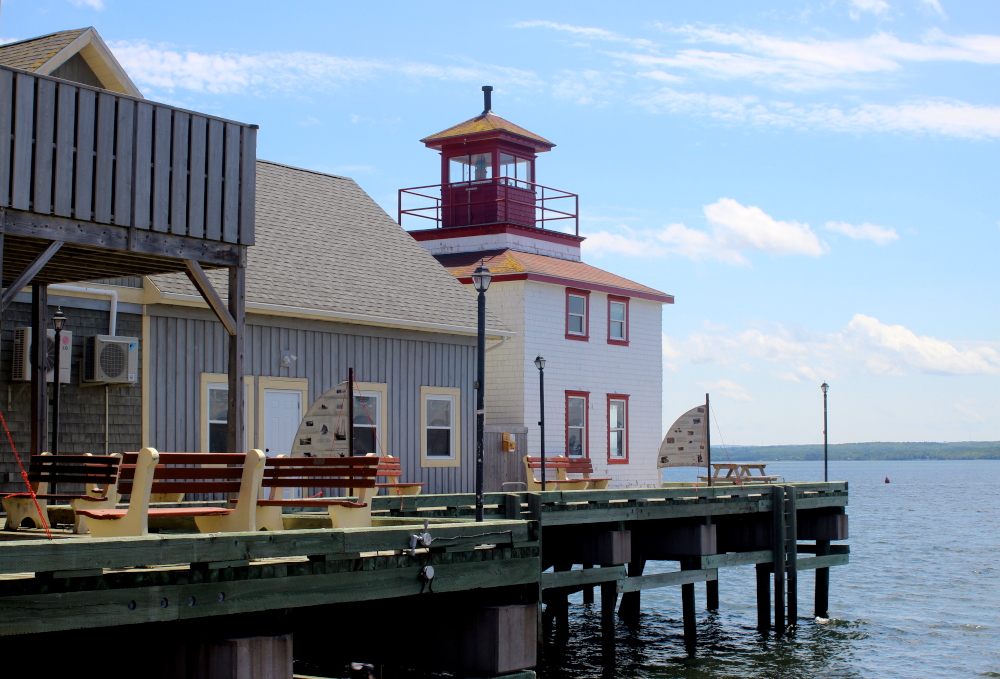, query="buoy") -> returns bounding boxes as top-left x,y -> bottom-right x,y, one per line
884,476 -> 890,483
